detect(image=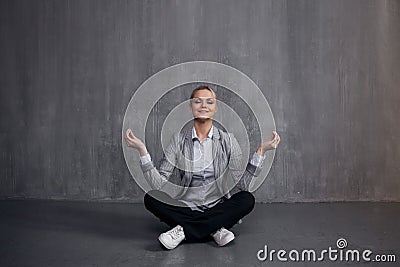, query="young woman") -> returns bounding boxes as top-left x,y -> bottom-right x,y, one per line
125,85 -> 280,249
